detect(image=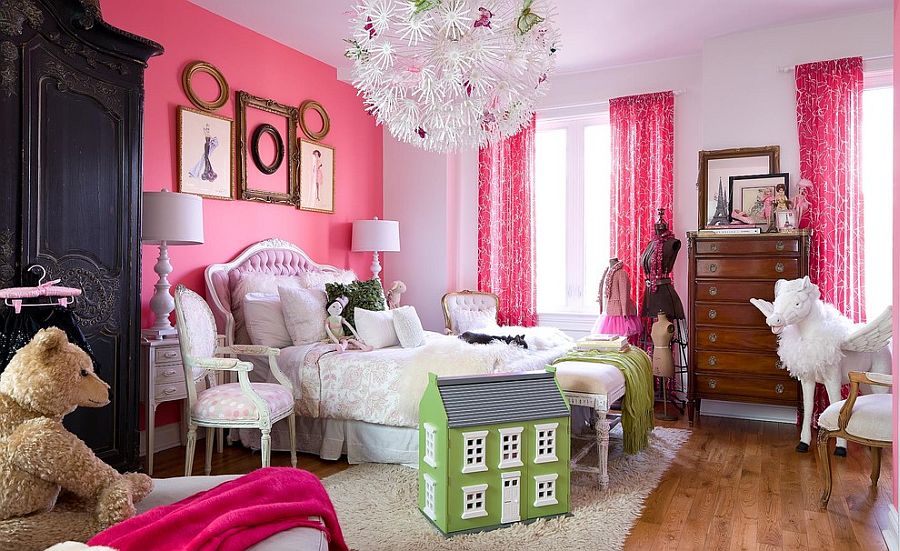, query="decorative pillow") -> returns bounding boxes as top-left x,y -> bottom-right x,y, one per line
278,286 -> 328,345
392,306 -> 426,348
229,272 -> 304,343
298,269 -> 356,291
354,307 -> 399,349
454,308 -> 499,334
325,279 -> 386,328
243,293 -> 292,348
